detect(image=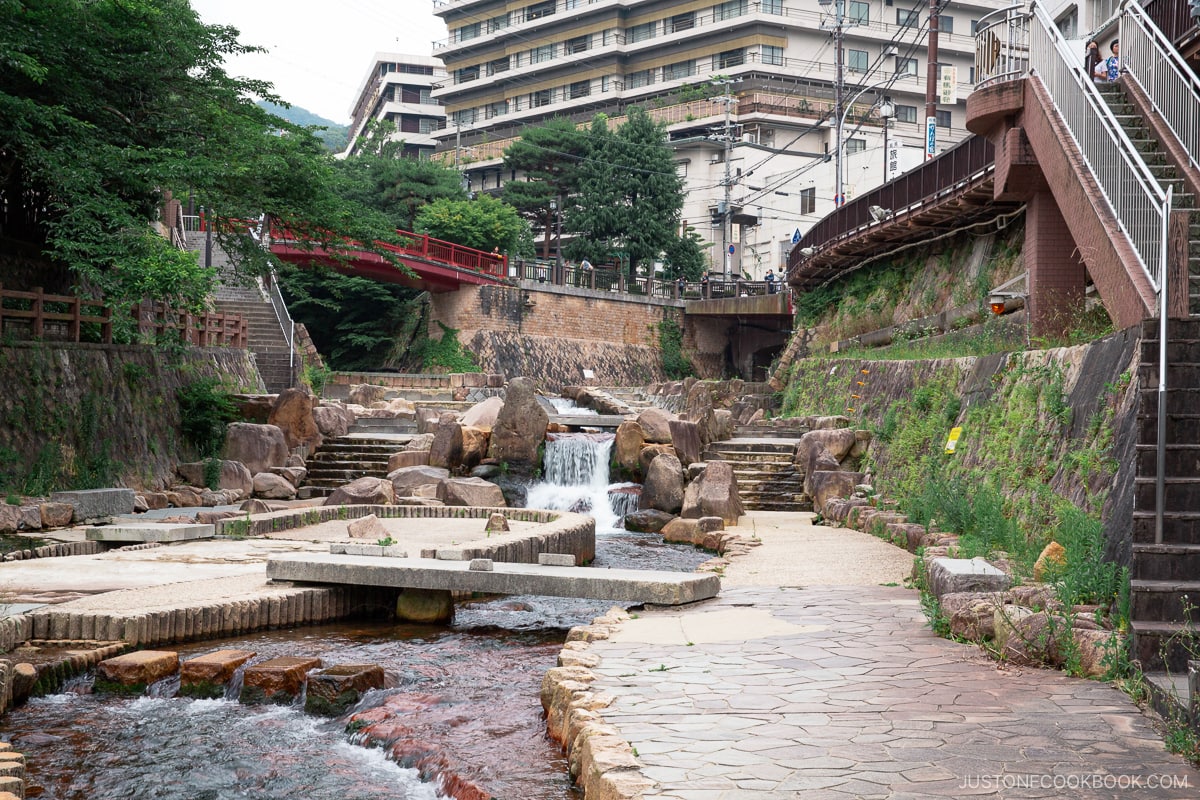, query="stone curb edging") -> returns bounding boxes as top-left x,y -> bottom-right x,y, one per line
3,540 -> 104,562
0,738 -> 25,800
216,504 -> 560,538
540,526 -> 759,799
